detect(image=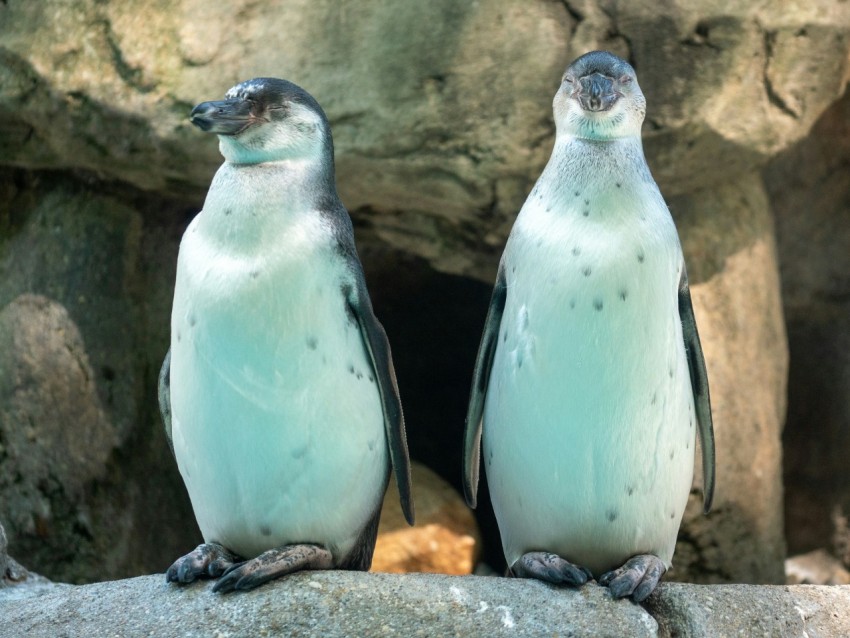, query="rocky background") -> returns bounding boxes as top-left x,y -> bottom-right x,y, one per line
1,0 -> 849,587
